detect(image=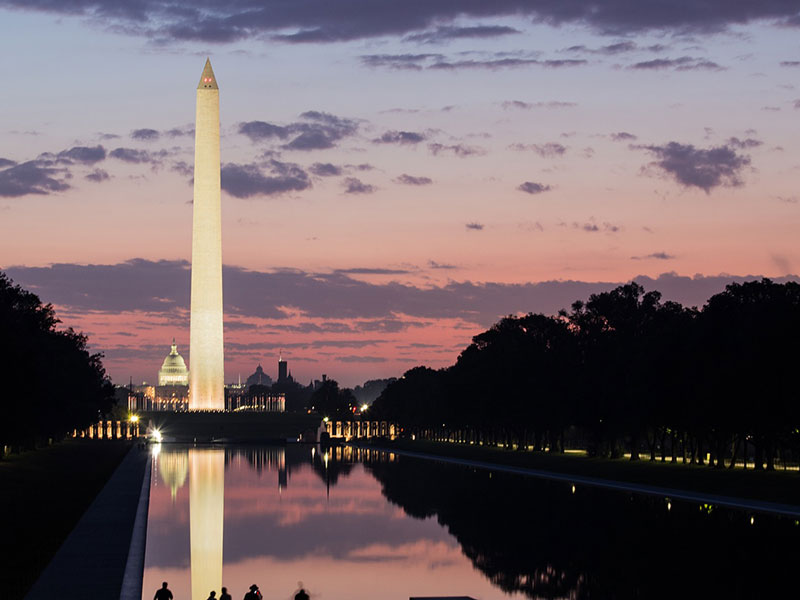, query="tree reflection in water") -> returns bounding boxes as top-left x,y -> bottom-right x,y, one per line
365,455 -> 800,599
